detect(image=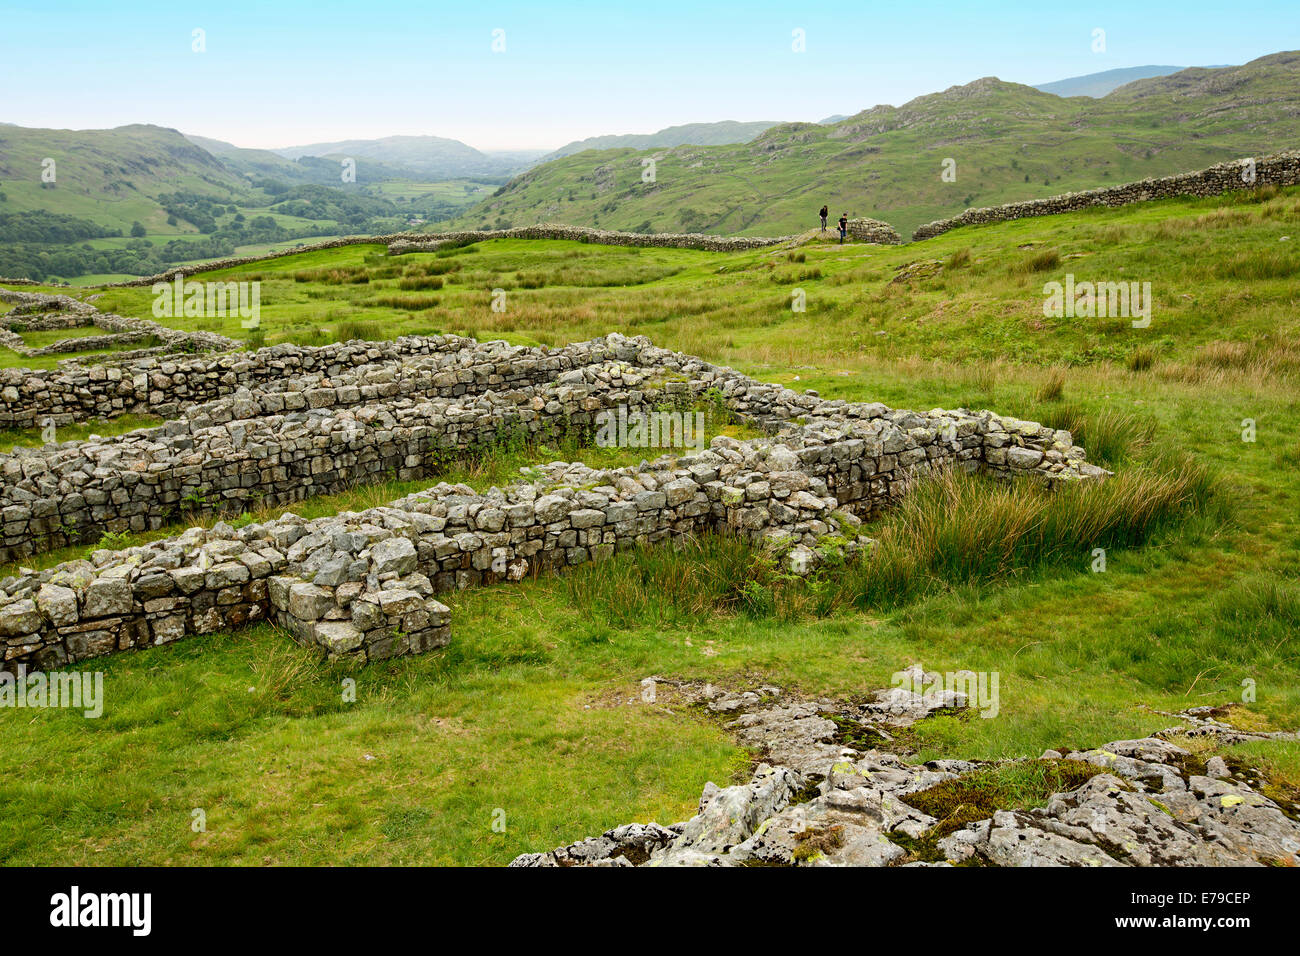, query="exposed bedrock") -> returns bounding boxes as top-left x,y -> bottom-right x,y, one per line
512,679 -> 1300,868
